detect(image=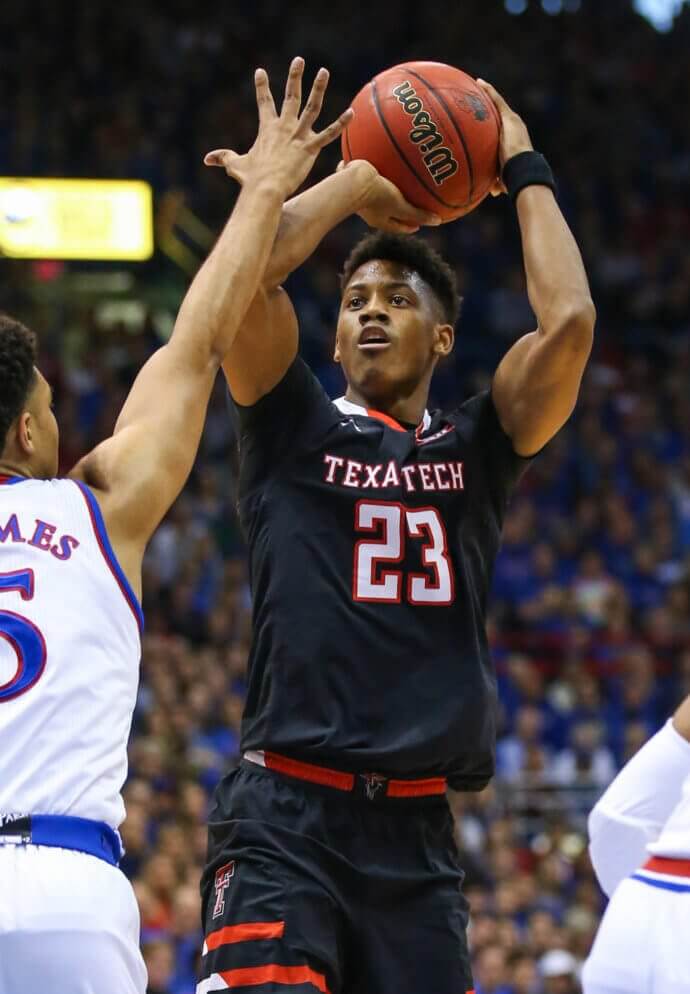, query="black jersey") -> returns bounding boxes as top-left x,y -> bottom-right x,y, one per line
232,357 -> 530,791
